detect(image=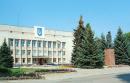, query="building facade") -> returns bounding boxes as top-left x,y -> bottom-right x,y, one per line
0,25 -> 73,66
